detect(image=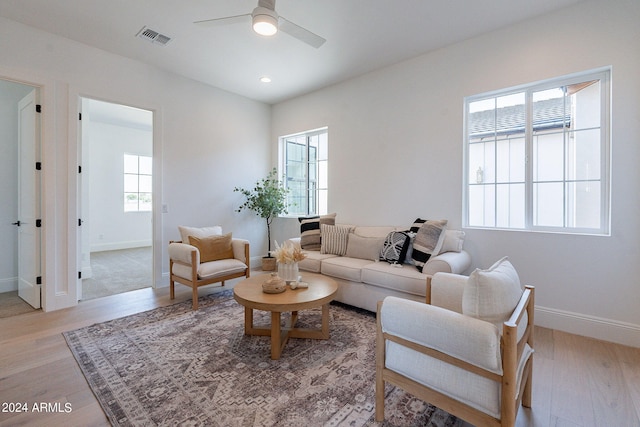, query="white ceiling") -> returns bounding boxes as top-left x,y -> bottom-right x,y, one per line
0,0 -> 583,104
